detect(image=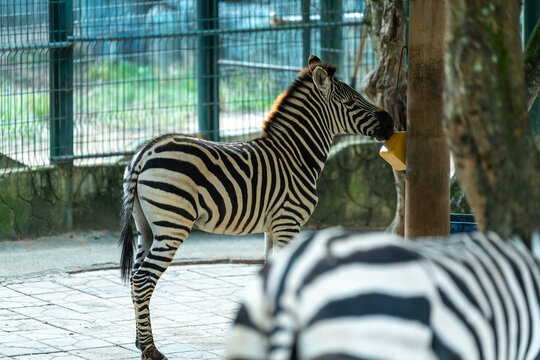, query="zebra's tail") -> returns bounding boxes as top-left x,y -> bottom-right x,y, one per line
119,159 -> 139,284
